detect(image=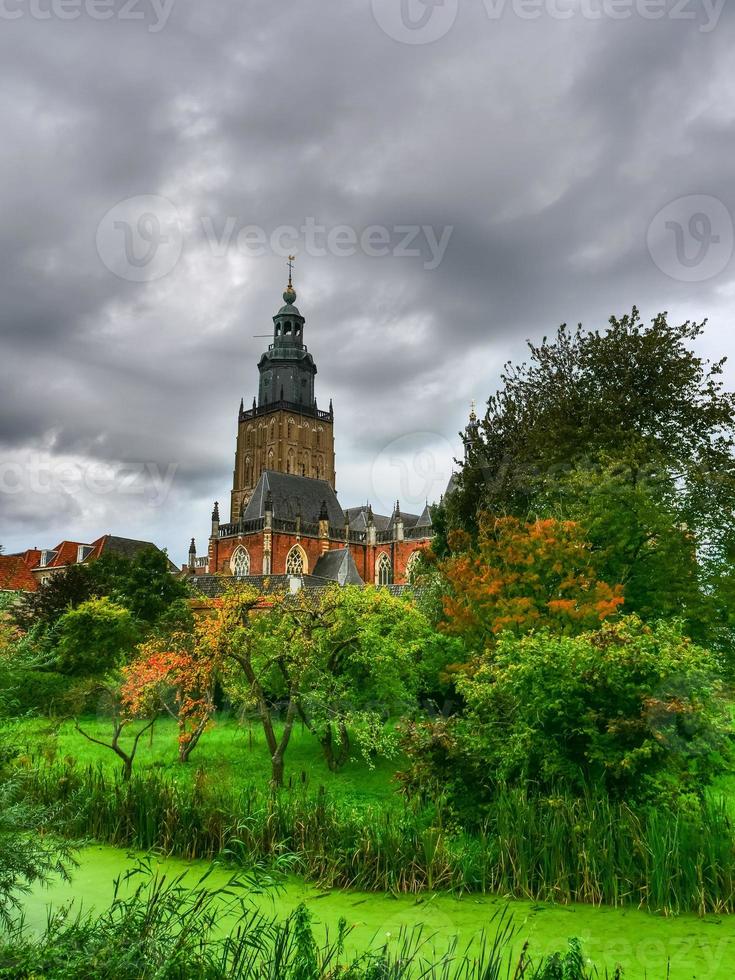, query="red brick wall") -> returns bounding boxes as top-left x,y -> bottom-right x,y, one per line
211,529 -> 431,581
